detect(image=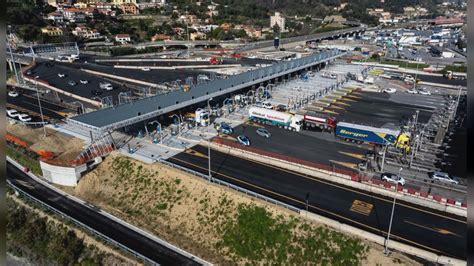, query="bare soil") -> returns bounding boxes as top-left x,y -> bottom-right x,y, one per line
7,123 -> 85,162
